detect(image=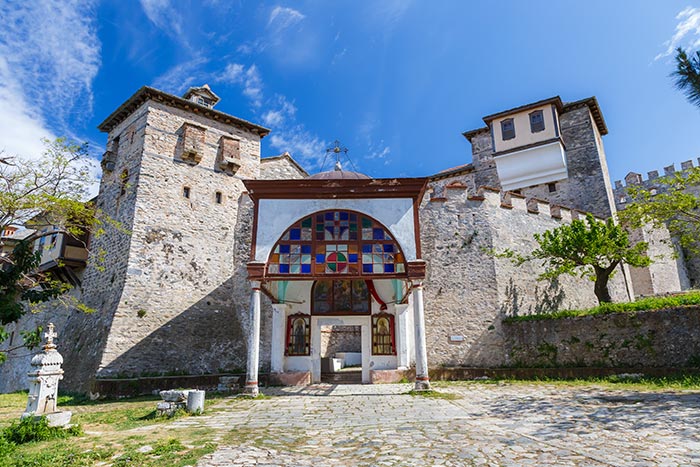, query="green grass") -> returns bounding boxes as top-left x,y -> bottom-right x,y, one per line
434,374 -> 700,391
504,290 -> 700,323
0,391 -> 229,467
405,389 -> 461,400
